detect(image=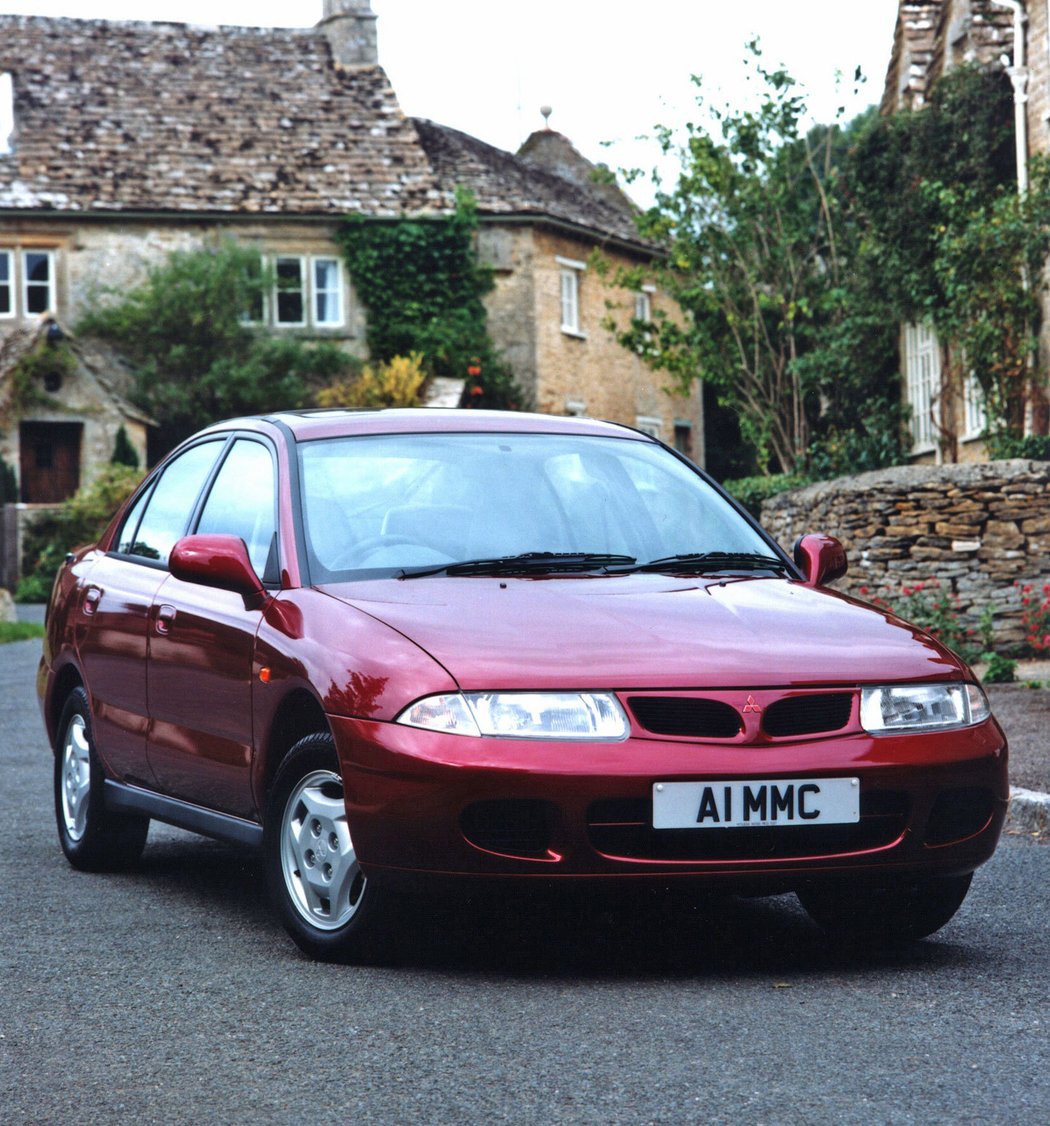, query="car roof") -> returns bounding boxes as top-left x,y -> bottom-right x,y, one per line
196,408 -> 653,444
